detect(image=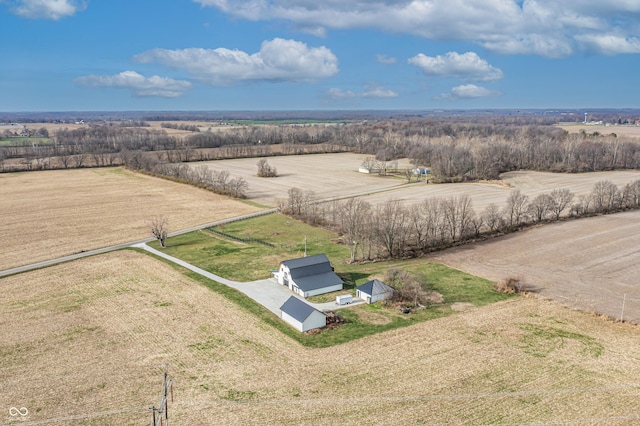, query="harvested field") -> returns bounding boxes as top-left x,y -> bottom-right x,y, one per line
2,250 -> 640,425
193,153 -> 413,206
358,170 -> 640,213
557,123 -> 640,138
434,210 -> 640,324
0,168 -> 261,270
